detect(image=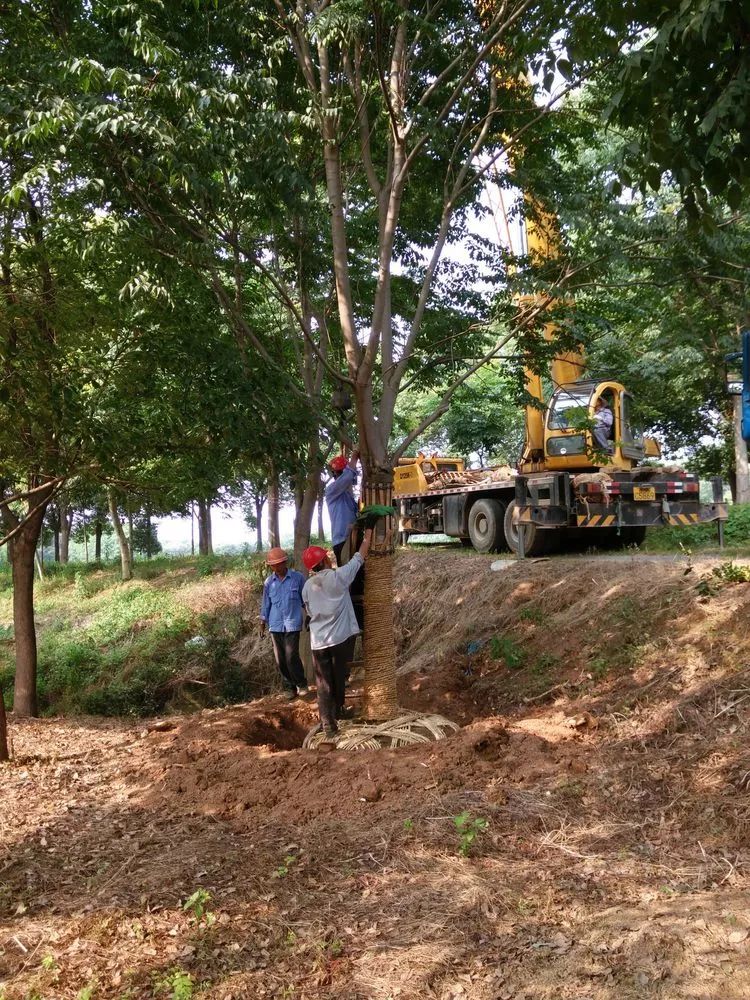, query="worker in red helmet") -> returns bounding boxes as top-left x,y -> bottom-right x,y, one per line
260,547 -> 309,701
302,528 -> 373,738
325,450 -> 360,564
325,449 -> 365,629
